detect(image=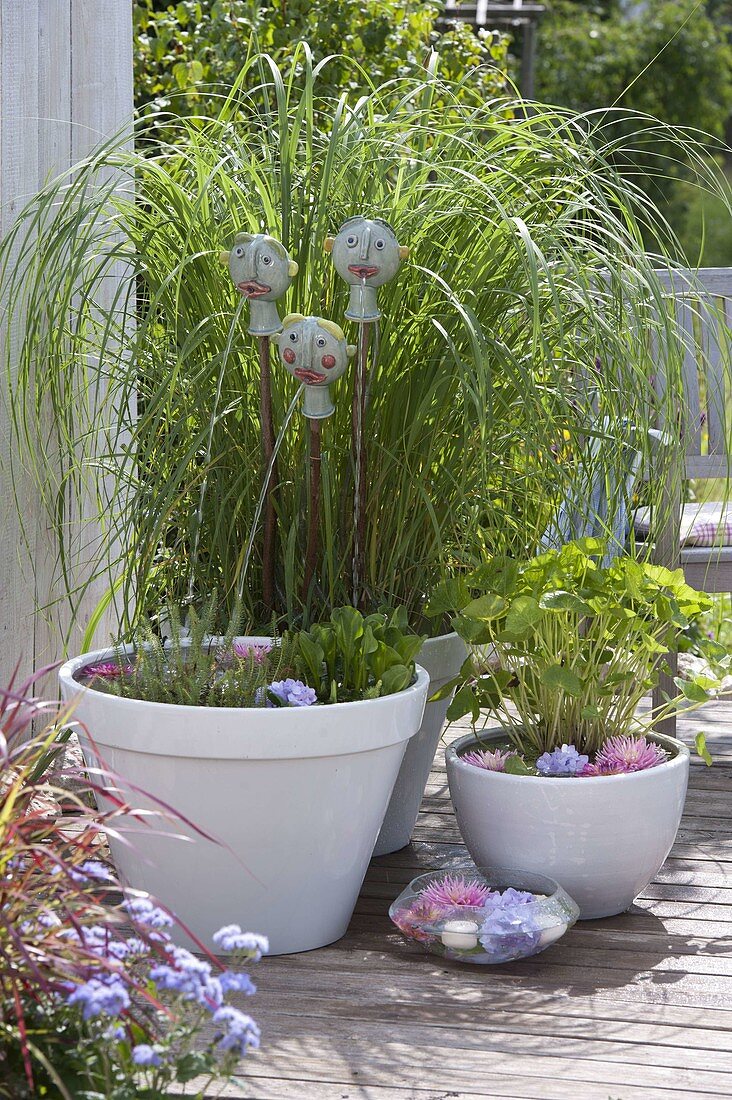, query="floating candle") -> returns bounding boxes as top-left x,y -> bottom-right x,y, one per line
440,920 -> 479,950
